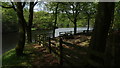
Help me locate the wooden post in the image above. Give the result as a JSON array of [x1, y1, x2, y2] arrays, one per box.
[[42, 34, 45, 45], [35, 35, 37, 43], [40, 34, 43, 45], [38, 35, 40, 45], [49, 37, 51, 53], [59, 37, 63, 65], [36, 35, 39, 44]]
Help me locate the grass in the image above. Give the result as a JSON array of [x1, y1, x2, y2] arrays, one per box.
[[2, 46, 33, 67], [2, 44, 59, 68]]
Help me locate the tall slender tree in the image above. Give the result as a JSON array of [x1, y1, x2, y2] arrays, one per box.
[[27, 2, 38, 43], [82, 3, 96, 33], [53, 3, 59, 38], [46, 2, 59, 37], [61, 2, 82, 34]]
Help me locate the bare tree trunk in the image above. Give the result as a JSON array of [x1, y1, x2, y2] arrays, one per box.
[[74, 21, 77, 34], [87, 17, 90, 33], [74, 17, 77, 34], [16, 19, 25, 56], [27, 26, 32, 43], [53, 27, 56, 38], [89, 2, 115, 67], [27, 2, 34, 43], [15, 2, 26, 56]]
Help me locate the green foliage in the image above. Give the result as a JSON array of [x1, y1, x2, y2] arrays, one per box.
[[33, 12, 95, 28], [2, 3, 18, 33], [2, 2, 119, 32], [57, 13, 72, 27], [2, 2, 97, 32], [23, 8, 29, 23], [46, 2, 97, 28], [33, 11, 54, 29], [113, 2, 120, 29]]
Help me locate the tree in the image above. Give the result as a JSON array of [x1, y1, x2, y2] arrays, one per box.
[[1, 1, 38, 55], [1, 2, 26, 55], [15, 2, 27, 56], [53, 3, 59, 38], [26, 2, 38, 43], [82, 3, 96, 33], [89, 2, 115, 67], [112, 2, 120, 29], [46, 2, 59, 37], [112, 2, 120, 68], [33, 11, 53, 29], [61, 2, 82, 34]]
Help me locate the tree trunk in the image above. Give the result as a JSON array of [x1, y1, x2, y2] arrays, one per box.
[[26, 26, 32, 43], [27, 2, 34, 43], [114, 32, 120, 68], [15, 2, 26, 56], [87, 17, 90, 33], [16, 19, 25, 56], [53, 26, 56, 38], [89, 2, 115, 67], [53, 3, 59, 38], [74, 18, 77, 34]]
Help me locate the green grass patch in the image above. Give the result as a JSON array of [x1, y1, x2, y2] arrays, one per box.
[[2, 45, 35, 67]]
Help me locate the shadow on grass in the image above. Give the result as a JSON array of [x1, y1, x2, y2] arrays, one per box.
[[2, 45, 35, 68], [2, 44, 60, 68]]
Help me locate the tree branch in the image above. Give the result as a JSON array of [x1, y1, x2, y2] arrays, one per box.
[[0, 5, 13, 8], [65, 10, 74, 23], [11, 2, 16, 11], [0, 4, 16, 11], [22, 2, 26, 8], [33, 1, 38, 7]]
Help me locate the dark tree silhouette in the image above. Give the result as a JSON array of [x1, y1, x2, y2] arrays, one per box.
[[89, 2, 115, 67], [27, 2, 38, 43], [15, 2, 27, 55]]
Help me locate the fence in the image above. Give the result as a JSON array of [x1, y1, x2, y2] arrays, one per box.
[[34, 34, 63, 65], [34, 33, 103, 66], [34, 34, 87, 66], [48, 37, 63, 65], [48, 36, 88, 66], [34, 33, 51, 45], [48, 37, 104, 66]]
